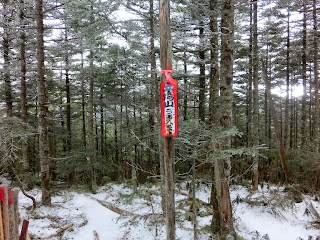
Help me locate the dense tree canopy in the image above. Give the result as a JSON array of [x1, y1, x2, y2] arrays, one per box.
[[0, 0, 319, 238]]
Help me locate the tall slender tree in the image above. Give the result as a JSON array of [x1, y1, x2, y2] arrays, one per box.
[[209, 0, 221, 234], [199, 21, 206, 122], [19, 0, 29, 170], [3, 0, 13, 117], [149, 0, 157, 180], [213, 0, 235, 236], [312, 0, 319, 189], [88, 3, 97, 193], [300, 0, 307, 151], [36, 0, 50, 203], [284, 5, 290, 149], [252, 0, 259, 191], [64, 11, 72, 151]]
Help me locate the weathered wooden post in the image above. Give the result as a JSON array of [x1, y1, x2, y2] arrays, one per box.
[[19, 220, 29, 240], [0, 185, 10, 240], [159, 0, 177, 239], [0, 186, 20, 240], [0, 197, 4, 240], [8, 190, 19, 240]]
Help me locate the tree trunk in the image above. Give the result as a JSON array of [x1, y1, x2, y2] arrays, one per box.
[[192, 153, 198, 240], [312, 0, 319, 190], [64, 19, 72, 151], [309, 69, 313, 142], [262, 62, 289, 183], [81, 41, 87, 148], [301, 0, 307, 151], [19, 0, 29, 170], [220, 0, 234, 180], [149, 0, 157, 180], [199, 22, 206, 122], [209, 0, 219, 126], [3, 0, 13, 117], [215, 0, 235, 236], [95, 107, 99, 152], [114, 104, 119, 169], [159, 0, 175, 238], [183, 41, 188, 121], [252, 0, 259, 191], [284, 9, 290, 149], [247, 2, 253, 150], [36, 0, 50, 204], [60, 93, 66, 152], [125, 84, 137, 193], [290, 85, 294, 149], [120, 83, 124, 180], [133, 89, 138, 180], [88, 4, 96, 193], [100, 95, 104, 156], [209, 0, 221, 235]]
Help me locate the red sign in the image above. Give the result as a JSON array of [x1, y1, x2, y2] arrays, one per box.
[[161, 70, 178, 137]]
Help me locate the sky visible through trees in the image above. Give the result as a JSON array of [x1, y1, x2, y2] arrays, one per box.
[[0, 0, 319, 239]]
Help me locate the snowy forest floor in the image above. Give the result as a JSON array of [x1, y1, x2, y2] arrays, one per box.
[[18, 181, 320, 240]]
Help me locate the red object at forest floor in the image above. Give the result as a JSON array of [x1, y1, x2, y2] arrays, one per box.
[[160, 70, 178, 137], [19, 220, 29, 240], [0, 186, 4, 202]]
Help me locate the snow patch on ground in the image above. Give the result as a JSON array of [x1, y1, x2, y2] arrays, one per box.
[[18, 182, 320, 240]]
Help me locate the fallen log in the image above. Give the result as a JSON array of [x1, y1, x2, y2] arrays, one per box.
[[89, 196, 162, 221], [40, 224, 73, 239]]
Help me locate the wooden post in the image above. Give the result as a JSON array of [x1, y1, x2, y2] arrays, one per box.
[[11, 191, 19, 240], [0, 200, 4, 240], [8, 190, 15, 240], [159, 0, 175, 239], [0, 185, 10, 240], [19, 220, 29, 240]]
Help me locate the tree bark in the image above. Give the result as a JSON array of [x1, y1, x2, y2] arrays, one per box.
[[220, 0, 234, 180], [192, 154, 198, 240], [159, 0, 175, 238], [19, 0, 29, 170], [252, 0, 259, 191], [36, 0, 50, 203], [183, 39, 188, 121], [209, 0, 222, 236], [80, 41, 87, 148], [284, 9, 290, 149], [3, 0, 13, 117], [125, 84, 137, 193], [149, 0, 157, 180], [64, 17, 72, 151], [209, 0, 219, 126], [301, 0, 307, 151], [215, 0, 235, 236], [100, 94, 104, 156], [312, 0, 319, 190], [114, 104, 119, 169], [247, 1, 253, 150], [119, 82, 124, 180], [290, 86, 294, 149], [88, 4, 96, 193], [199, 22, 206, 122]]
